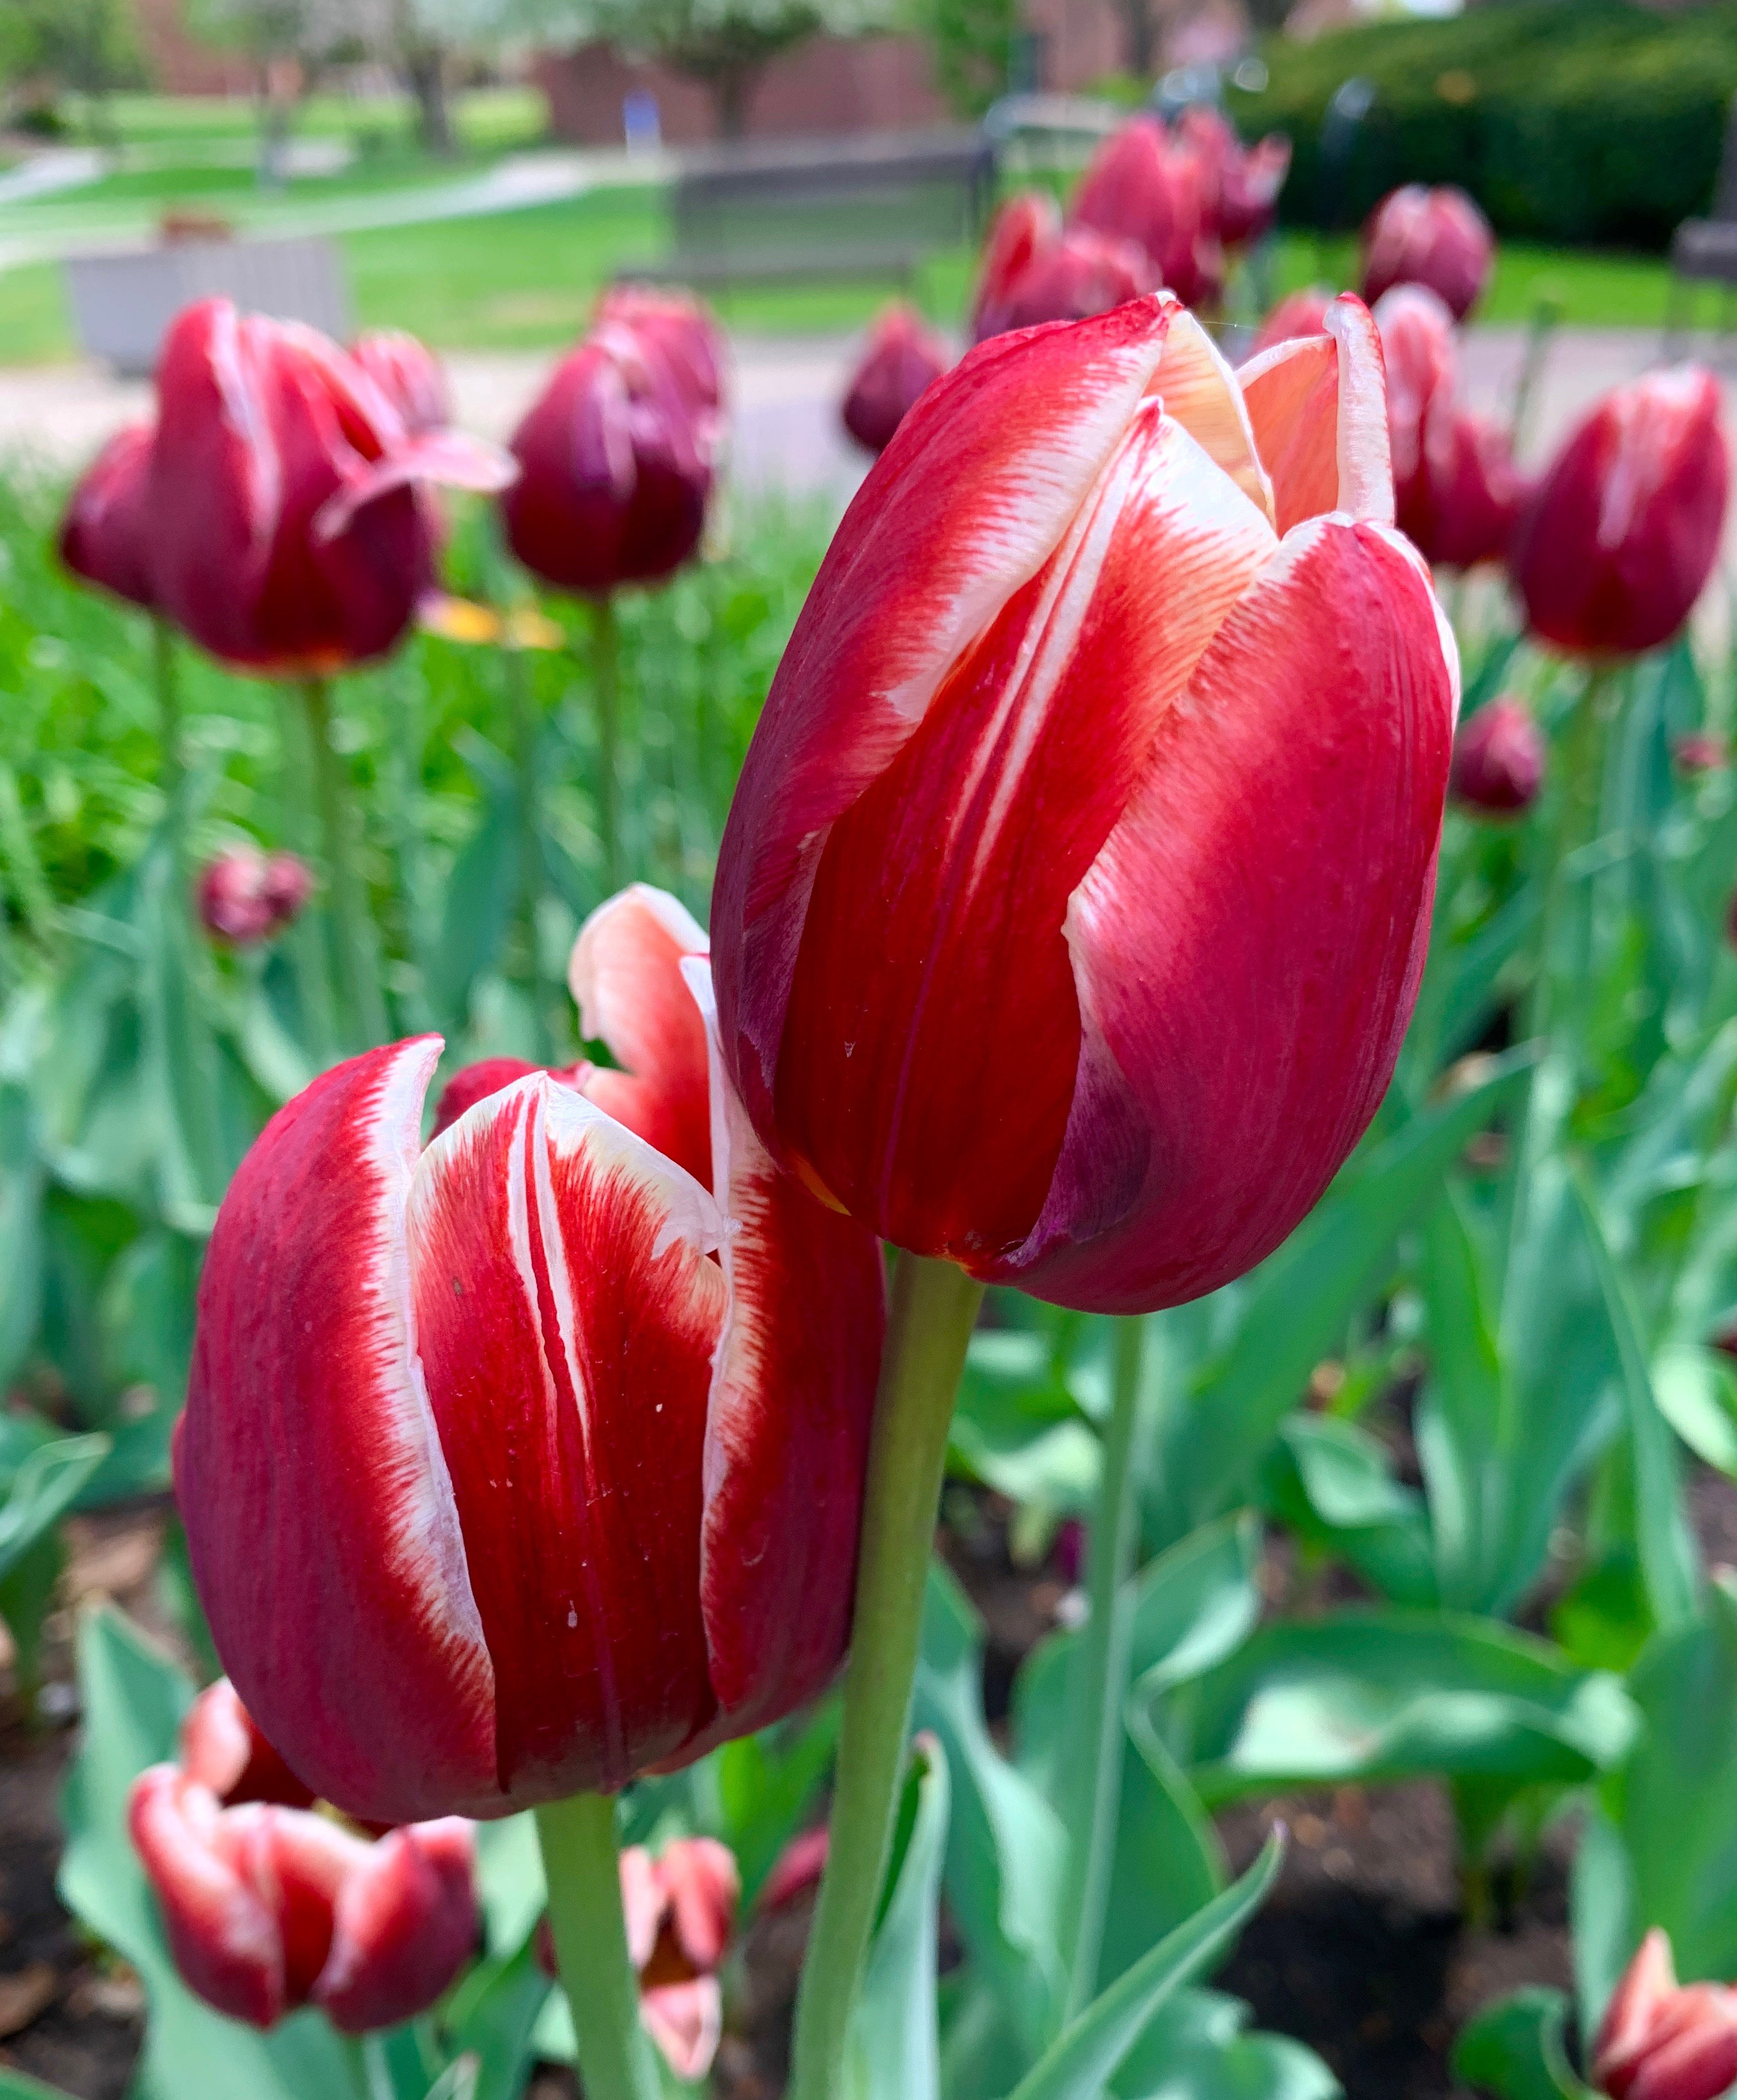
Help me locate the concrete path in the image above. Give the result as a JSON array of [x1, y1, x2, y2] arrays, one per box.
[[0, 324, 1728, 515]]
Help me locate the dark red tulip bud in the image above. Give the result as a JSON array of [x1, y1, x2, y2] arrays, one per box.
[[1450, 698, 1545, 816], [197, 848, 313, 946], [148, 299, 515, 676], [1176, 106, 1290, 250], [1071, 116, 1223, 309], [1361, 185, 1494, 321], [1248, 287, 1333, 357], [759, 1825, 829, 1913], [971, 190, 1155, 344], [595, 284, 726, 434], [59, 422, 157, 612], [351, 329, 450, 437], [503, 314, 716, 596], [1594, 1930, 1737, 2100], [841, 304, 951, 456], [1676, 731, 1728, 774], [1510, 368, 1729, 659]]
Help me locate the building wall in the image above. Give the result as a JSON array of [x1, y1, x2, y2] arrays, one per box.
[[133, 0, 254, 95]]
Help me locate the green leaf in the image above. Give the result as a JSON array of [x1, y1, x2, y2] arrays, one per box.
[[1573, 1173, 1700, 1635], [949, 1329, 1101, 1513], [1111, 1989, 1340, 2100], [1266, 1418, 1436, 1607], [1650, 1343, 1737, 1476], [0, 2067, 79, 2098], [704, 1700, 839, 1910], [1159, 1055, 1532, 1536], [0, 1433, 107, 1582], [428, 745, 519, 1031], [844, 1736, 951, 2100], [441, 1939, 549, 2100], [1452, 1987, 1591, 2100], [1005, 1831, 1285, 2100], [1182, 1611, 1637, 1803], [472, 1814, 546, 1963], [0, 1081, 45, 1394]]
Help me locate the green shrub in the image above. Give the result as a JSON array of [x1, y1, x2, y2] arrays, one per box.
[[1220, 0, 1737, 250]]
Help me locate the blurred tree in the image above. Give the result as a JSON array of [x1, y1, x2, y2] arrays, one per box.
[[0, 0, 143, 138], [925, 0, 1016, 116]]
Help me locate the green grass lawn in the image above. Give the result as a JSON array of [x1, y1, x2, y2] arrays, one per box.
[[64, 87, 547, 154]]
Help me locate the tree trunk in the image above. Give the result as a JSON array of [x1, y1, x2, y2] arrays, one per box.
[[405, 40, 455, 158], [1120, 0, 1154, 79], [713, 63, 760, 138]]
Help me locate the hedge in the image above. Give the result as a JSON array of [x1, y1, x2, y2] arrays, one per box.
[[1220, 0, 1737, 251]]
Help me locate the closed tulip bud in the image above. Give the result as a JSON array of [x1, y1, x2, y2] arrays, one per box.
[[1249, 286, 1333, 357], [351, 328, 450, 437], [1450, 697, 1544, 815], [595, 284, 726, 434], [1072, 114, 1225, 309], [177, 885, 883, 1824], [503, 317, 716, 596], [196, 848, 312, 946], [971, 191, 1154, 344], [713, 293, 1457, 1313], [1594, 1930, 1737, 2100], [59, 422, 156, 612], [1510, 368, 1729, 658], [1176, 106, 1290, 249], [841, 304, 951, 456], [1361, 185, 1495, 322], [129, 1683, 477, 2035], [148, 300, 515, 676]]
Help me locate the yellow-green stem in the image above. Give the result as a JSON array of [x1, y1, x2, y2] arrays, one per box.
[[591, 593, 621, 890], [788, 1253, 985, 2100], [504, 642, 553, 1059], [535, 1793, 660, 2100]]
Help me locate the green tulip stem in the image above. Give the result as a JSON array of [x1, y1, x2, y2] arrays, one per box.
[[788, 1252, 986, 2100], [535, 1791, 661, 2100], [298, 677, 388, 1052], [155, 618, 183, 819], [504, 640, 553, 1061], [1058, 1313, 1148, 2024], [591, 593, 622, 892]]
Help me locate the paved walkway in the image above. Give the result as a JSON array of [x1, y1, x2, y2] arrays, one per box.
[[0, 324, 1729, 516]]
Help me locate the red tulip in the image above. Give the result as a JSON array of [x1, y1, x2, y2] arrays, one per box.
[[147, 300, 515, 676], [1510, 368, 1729, 658], [129, 1682, 476, 2034], [351, 329, 450, 437], [59, 422, 156, 612], [196, 847, 313, 946], [1361, 185, 1495, 322], [970, 190, 1154, 344], [759, 1825, 829, 1913], [1249, 287, 1332, 358], [841, 304, 951, 456], [1071, 116, 1224, 309], [1449, 697, 1544, 815], [712, 293, 1457, 1314], [1376, 285, 1524, 570], [1176, 106, 1291, 249], [177, 884, 884, 1824], [1594, 1930, 1737, 2100], [503, 315, 717, 596], [595, 284, 726, 435]]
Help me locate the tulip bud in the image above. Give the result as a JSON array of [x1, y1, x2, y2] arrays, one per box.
[[1593, 1929, 1737, 2100], [147, 300, 516, 676], [595, 284, 726, 434], [1176, 106, 1291, 251], [1361, 185, 1495, 321], [129, 1688, 477, 2035], [759, 1825, 829, 1913], [351, 329, 450, 437], [196, 848, 312, 946], [1676, 731, 1727, 775], [1510, 368, 1729, 659], [971, 190, 1154, 344], [841, 305, 951, 456], [713, 293, 1456, 1313], [178, 885, 884, 1824], [1449, 698, 1544, 816], [503, 314, 716, 596], [1071, 114, 1225, 310], [1249, 287, 1332, 358], [59, 423, 156, 612]]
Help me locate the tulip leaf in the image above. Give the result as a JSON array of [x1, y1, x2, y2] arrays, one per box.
[[1177, 1610, 1637, 1803], [471, 1814, 547, 1962], [440, 1940, 549, 2100], [844, 1735, 950, 2100], [0, 1083, 44, 1399], [700, 1697, 839, 1910], [1265, 1416, 1437, 1609], [1108, 1989, 1339, 2100], [0, 2069, 77, 2098], [428, 739, 520, 1032], [0, 1432, 107, 1583], [1003, 1830, 1284, 2100], [59, 1606, 366, 2100], [1451, 1988, 1591, 2100]]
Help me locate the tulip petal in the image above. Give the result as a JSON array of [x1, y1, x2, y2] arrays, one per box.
[[314, 430, 519, 542], [1002, 516, 1454, 1311], [656, 1837, 739, 1972], [620, 1846, 665, 1971], [315, 1819, 477, 2034], [1155, 309, 1275, 523], [570, 885, 714, 1187], [678, 962, 885, 1743], [1238, 294, 1393, 534], [714, 294, 1179, 1139], [130, 1769, 285, 2029], [1596, 1929, 1680, 2091], [641, 1976, 724, 2082], [408, 1075, 727, 1801], [178, 1038, 497, 1827], [767, 402, 1278, 1265]]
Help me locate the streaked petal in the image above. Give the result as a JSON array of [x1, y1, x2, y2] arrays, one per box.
[[1155, 309, 1273, 522], [315, 430, 518, 542], [641, 1976, 723, 2082], [130, 1769, 284, 2028], [315, 1819, 477, 2034], [178, 1038, 496, 1827], [407, 1075, 727, 1803], [1002, 517, 1454, 1310], [1238, 293, 1393, 533]]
